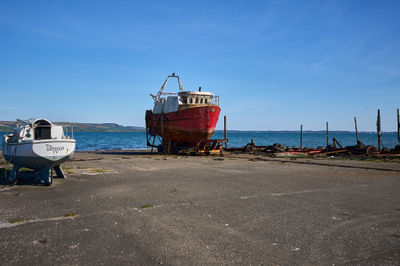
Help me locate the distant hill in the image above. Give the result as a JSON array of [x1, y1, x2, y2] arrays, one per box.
[[0, 121, 145, 132]]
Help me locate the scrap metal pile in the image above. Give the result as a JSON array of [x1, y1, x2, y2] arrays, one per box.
[[236, 139, 400, 158], [231, 109, 400, 158]]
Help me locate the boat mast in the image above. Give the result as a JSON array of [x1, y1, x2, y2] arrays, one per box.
[[151, 73, 183, 101]]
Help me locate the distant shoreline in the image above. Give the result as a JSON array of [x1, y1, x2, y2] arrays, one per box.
[[214, 130, 398, 133], [0, 121, 145, 133], [0, 121, 397, 133], [0, 129, 397, 134]]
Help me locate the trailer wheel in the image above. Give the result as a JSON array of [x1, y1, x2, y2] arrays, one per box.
[[245, 144, 254, 153], [273, 143, 281, 148], [365, 145, 377, 157]]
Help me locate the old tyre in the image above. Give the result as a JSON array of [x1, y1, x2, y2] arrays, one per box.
[[245, 144, 254, 153], [272, 146, 285, 152], [365, 145, 377, 157]]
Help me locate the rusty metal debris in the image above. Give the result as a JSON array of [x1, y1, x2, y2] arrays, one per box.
[[236, 138, 398, 158], [233, 109, 400, 158]]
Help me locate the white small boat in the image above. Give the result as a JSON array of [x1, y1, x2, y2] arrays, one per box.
[[2, 118, 76, 185]]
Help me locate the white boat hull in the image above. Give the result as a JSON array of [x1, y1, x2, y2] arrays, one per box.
[[2, 139, 76, 169]]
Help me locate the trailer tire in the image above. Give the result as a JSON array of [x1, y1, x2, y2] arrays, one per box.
[[365, 145, 377, 157], [245, 144, 254, 153]]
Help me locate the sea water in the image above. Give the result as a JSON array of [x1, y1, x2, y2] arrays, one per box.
[[72, 131, 399, 151]]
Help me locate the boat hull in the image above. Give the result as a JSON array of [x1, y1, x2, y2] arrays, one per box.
[[146, 105, 221, 145], [2, 139, 76, 169]]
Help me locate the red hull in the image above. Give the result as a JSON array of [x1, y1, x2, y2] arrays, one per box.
[[146, 105, 221, 145]]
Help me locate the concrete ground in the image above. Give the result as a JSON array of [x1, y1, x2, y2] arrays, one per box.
[[0, 151, 399, 265]]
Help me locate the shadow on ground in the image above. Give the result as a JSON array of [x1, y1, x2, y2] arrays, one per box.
[[0, 169, 54, 186]]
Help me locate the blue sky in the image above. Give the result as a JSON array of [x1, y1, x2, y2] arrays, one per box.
[[0, 0, 399, 131]]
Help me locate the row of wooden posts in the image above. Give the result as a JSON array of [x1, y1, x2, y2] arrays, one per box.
[[299, 109, 400, 151]]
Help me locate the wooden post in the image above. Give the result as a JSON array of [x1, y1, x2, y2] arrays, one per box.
[[354, 117, 359, 144], [161, 114, 164, 136], [300, 124, 303, 150], [224, 115, 227, 149], [167, 141, 172, 154], [397, 108, 400, 142], [326, 122, 329, 147], [377, 109, 382, 152]]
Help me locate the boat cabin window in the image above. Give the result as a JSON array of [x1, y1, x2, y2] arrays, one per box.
[[34, 120, 51, 140], [180, 96, 187, 104], [179, 94, 214, 105], [35, 126, 51, 140]]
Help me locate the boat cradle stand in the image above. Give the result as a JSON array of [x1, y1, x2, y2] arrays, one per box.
[[7, 164, 66, 186], [157, 139, 228, 155]]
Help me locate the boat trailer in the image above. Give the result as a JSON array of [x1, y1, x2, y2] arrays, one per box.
[[146, 132, 227, 156]]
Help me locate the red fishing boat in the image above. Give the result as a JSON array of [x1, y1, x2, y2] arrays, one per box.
[[145, 73, 222, 152]]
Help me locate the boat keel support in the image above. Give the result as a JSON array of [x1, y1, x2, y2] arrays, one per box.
[[53, 165, 66, 178]]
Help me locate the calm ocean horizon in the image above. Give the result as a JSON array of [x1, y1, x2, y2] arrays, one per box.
[[71, 131, 400, 151]]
